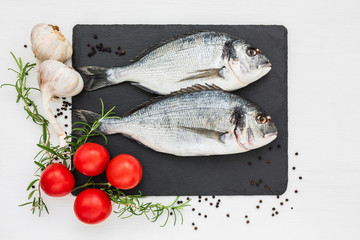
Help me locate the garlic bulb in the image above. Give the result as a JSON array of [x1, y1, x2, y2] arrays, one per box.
[[31, 23, 72, 63], [38, 60, 84, 147]]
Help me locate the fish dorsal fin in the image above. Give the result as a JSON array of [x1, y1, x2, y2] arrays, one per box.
[[170, 84, 224, 96], [130, 30, 210, 63], [123, 84, 223, 117]]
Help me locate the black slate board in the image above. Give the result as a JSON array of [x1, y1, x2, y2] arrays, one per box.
[[72, 24, 288, 196]]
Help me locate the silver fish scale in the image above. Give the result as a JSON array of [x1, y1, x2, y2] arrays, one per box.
[[117, 32, 235, 94], [102, 91, 247, 156]]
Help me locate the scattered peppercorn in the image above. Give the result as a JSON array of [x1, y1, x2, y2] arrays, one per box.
[[186, 197, 190, 200], [210, 203, 213, 206], [295, 190, 298, 193], [277, 144, 281, 148], [272, 208, 275, 211], [245, 215, 248, 218], [285, 198, 289, 202], [204, 215, 207, 218], [277, 195, 280, 199], [198, 200, 201, 203], [205, 198, 208, 201], [250, 181, 254, 185], [275, 211, 279, 215], [266, 160, 270, 164], [246, 220, 250, 224], [24, 44, 27, 48], [295, 152, 299, 156], [280, 202, 283, 206], [248, 161, 252, 166], [259, 200, 262, 203], [65, 124, 68, 127], [292, 167, 296, 170], [194, 227, 198, 230], [268, 146, 272, 151], [192, 223, 195, 226], [192, 208, 195, 211], [170, 212, 173, 216], [226, 214, 230, 217], [198, 213, 201, 216], [258, 156, 262, 160], [64, 116, 68, 119], [272, 213, 275, 217], [212, 195, 215, 198], [93, 34, 98, 39], [299, 176, 302, 180], [256, 205, 260, 209]]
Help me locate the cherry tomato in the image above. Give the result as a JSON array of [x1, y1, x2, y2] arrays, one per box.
[[40, 163, 75, 197], [106, 154, 143, 190], [73, 142, 110, 176], [73, 188, 112, 224]]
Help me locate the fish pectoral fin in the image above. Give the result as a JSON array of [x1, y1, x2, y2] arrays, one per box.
[[180, 126, 227, 143], [179, 68, 225, 82]]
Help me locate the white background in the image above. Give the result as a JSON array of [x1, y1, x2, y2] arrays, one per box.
[[1, 0, 359, 239]]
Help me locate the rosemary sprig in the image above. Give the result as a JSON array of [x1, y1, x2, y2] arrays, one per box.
[[108, 188, 191, 227], [2, 52, 53, 216]]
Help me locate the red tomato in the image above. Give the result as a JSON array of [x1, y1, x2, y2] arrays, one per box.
[[73, 142, 110, 176], [106, 154, 143, 190], [40, 163, 75, 197], [73, 188, 112, 224]]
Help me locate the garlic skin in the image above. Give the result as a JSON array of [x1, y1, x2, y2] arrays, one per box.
[[31, 23, 72, 63], [38, 60, 84, 147]]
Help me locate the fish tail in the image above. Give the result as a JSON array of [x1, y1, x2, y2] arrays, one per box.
[[73, 109, 100, 126], [76, 66, 128, 91], [73, 109, 122, 135]]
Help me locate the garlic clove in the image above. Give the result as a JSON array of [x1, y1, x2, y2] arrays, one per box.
[[38, 60, 84, 147], [31, 23, 72, 63]]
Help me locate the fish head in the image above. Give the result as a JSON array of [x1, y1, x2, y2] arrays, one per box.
[[232, 104, 277, 150], [228, 40, 272, 86]]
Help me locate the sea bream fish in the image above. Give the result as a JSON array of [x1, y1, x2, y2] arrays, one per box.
[[77, 31, 272, 95], [74, 85, 277, 156]]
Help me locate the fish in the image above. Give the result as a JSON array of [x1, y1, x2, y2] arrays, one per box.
[[74, 85, 277, 156], [77, 31, 272, 95]]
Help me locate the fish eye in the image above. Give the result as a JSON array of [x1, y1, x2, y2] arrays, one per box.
[[256, 115, 268, 124], [247, 48, 259, 57]]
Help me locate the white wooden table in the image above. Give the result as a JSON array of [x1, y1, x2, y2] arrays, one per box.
[[0, 0, 359, 239]]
